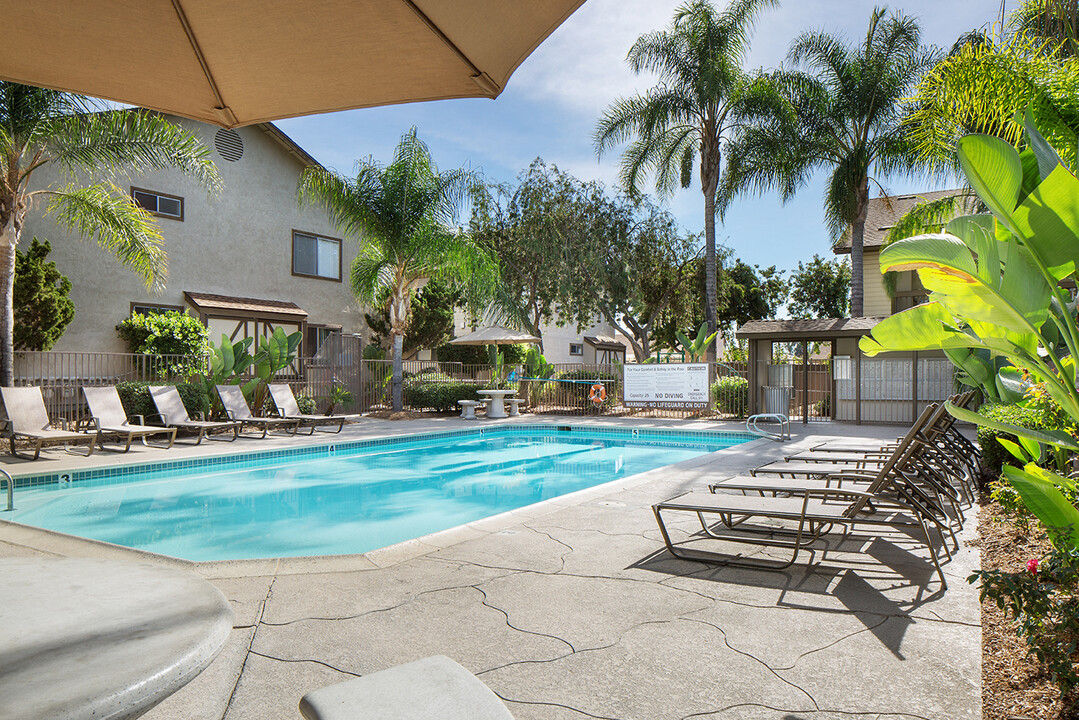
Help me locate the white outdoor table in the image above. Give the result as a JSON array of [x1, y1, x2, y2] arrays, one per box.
[[0, 557, 233, 720], [476, 389, 514, 419]]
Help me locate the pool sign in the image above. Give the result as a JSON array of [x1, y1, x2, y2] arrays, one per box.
[[623, 363, 710, 409]]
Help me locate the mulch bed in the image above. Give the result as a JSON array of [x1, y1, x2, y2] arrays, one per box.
[[978, 501, 1072, 719]]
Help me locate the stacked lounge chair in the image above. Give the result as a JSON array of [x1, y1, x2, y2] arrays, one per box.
[[652, 398, 978, 588], [82, 386, 177, 452], [216, 385, 300, 438], [148, 385, 241, 444], [268, 384, 346, 434], [0, 386, 96, 459]]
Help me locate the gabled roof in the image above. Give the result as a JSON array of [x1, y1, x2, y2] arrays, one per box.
[[584, 335, 626, 351], [184, 291, 307, 319], [258, 123, 321, 169], [737, 317, 884, 341], [833, 189, 968, 254]]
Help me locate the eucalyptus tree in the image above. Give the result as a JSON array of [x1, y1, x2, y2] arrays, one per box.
[[0, 82, 220, 386], [594, 0, 779, 363], [299, 128, 495, 411], [719, 7, 938, 316]]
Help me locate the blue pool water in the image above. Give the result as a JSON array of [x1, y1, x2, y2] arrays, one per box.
[[8, 427, 749, 561]]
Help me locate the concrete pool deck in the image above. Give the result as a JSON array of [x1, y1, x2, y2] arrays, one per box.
[[0, 416, 980, 720]]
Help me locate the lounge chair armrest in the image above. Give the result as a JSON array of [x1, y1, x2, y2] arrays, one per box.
[[77, 416, 102, 433], [129, 414, 145, 426], [143, 411, 167, 425]]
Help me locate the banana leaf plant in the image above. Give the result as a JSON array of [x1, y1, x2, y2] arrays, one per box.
[[676, 323, 719, 363], [193, 328, 302, 418], [522, 347, 555, 406], [191, 334, 259, 417], [247, 328, 304, 415], [858, 110, 1079, 547]]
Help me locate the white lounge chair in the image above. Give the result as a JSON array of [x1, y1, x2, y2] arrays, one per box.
[[216, 385, 300, 438], [148, 385, 241, 444], [82, 386, 177, 452], [0, 386, 95, 459], [268, 384, 346, 434]]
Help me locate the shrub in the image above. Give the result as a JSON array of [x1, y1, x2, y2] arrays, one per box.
[[295, 394, 317, 415], [712, 375, 748, 417], [403, 372, 483, 412], [977, 402, 1070, 477], [14, 237, 75, 351], [116, 310, 208, 377], [115, 381, 209, 420], [971, 541, 1079, 702]]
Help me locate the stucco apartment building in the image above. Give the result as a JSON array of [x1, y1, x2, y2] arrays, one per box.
[[24, 116, 362, 358], [831, 188, 965, 316]]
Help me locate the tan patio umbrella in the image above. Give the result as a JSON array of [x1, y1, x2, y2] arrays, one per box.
[[0, 0, 585, 128], [450, 326, 541, 346]]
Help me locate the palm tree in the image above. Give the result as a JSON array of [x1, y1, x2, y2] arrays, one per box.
[[594, 0, 779, 363], [0, 83, 220, 386], [299, 128, 495, 411], [719, 7, 937, 316]]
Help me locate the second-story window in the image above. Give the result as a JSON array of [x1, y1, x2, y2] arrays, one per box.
[[569, 343, 583, 356], [132, 188, 183, 220], [292, 230, 341, 281]]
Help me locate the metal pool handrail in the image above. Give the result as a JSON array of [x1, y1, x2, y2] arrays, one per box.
[[0, 469, 12, 511], [746, 413, 791, 442]]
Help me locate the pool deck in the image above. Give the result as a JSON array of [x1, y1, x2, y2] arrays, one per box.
[[0, 415, 980, 720]]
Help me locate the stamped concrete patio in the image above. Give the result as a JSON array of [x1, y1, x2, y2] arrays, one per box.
[[0, 416, 979, 720]]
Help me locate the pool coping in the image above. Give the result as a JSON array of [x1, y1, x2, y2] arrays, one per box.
[[0, 424, 773, 578]]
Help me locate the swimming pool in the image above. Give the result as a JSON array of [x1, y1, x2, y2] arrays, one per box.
[[6, 425, 752, 561]]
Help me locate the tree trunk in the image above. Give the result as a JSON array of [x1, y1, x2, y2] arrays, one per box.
[[850, 180, 870, 317], [391, 332, 403, 412], [0, 211, 16, 387], [704, 188, 718, 364]]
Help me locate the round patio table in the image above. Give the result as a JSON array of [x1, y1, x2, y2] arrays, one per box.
[[0, 557, 233, 720], [476, 389, 515, 419]]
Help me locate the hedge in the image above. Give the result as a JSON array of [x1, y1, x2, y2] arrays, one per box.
[[712, 376, 748, 417], [977, 402, 1069, 476], [402, 373, 484, 412], [115, 381, 209, 420]]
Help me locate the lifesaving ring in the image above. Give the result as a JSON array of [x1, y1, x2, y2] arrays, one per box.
[[588, 383, 607, 406]]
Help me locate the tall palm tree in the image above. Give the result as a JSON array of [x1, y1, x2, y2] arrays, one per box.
[[299, 128, 495, 411], [719, 7, 937, 316], [0, 83, 220, 386], [594, 0, 779, 363]]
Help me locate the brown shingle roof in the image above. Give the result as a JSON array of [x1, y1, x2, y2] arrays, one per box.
[[736, 317, 884, 340], [834, 189, 968, 254], [184, 292, 307, 318]]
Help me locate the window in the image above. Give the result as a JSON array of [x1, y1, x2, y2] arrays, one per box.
[[292, 231, 341, 281], [132, 188, 183, 220], [131, 302, 184, 316], [569, 343, 583, 356]]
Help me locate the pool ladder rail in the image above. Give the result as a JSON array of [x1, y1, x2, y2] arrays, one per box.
[[746, 414, 791, 442], [1, 468, 12, 511]]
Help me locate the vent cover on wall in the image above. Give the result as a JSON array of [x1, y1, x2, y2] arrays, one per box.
[[214, 128, 244, 162]]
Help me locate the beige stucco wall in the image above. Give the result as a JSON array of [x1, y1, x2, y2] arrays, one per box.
[[21, 116, 364, 353], [861, 249, 892, 317]]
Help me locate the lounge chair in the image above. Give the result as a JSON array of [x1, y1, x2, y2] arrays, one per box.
[[268, 383, 346, 434], [299, 655, 515, 720], [216, 385, 300, 438], [653, 476, 951, 588], [81, 386, 177, 452], [0, 386, 95, 459], [148, 385, 241, 444]]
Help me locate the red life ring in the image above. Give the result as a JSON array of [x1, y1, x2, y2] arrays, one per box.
[[588, 383, 607, 406]]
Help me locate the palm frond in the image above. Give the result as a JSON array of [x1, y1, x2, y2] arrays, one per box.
[[40, 183, 167, 291], [49, 110, 221, 192]]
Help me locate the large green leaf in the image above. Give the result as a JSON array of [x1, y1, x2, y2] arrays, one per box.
[[1010, 163, 1079, 280], [994, 366, 1031, 405], [946, 400, 1079, 451], [956, 134, 1023, 234], [1020, 107, 1065, 181], [860, 303, 981, 356], [1002, 464, 1079, 547]]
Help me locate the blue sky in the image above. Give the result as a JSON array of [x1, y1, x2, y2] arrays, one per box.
[[276, 0, 992, 276]]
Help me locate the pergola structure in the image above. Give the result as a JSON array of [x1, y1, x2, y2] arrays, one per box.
[[736, 317, 884, 423]]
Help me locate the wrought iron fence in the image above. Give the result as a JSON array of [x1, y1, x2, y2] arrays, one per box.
[[12, 339, 364, 422], [359, 359, 753, 419]]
